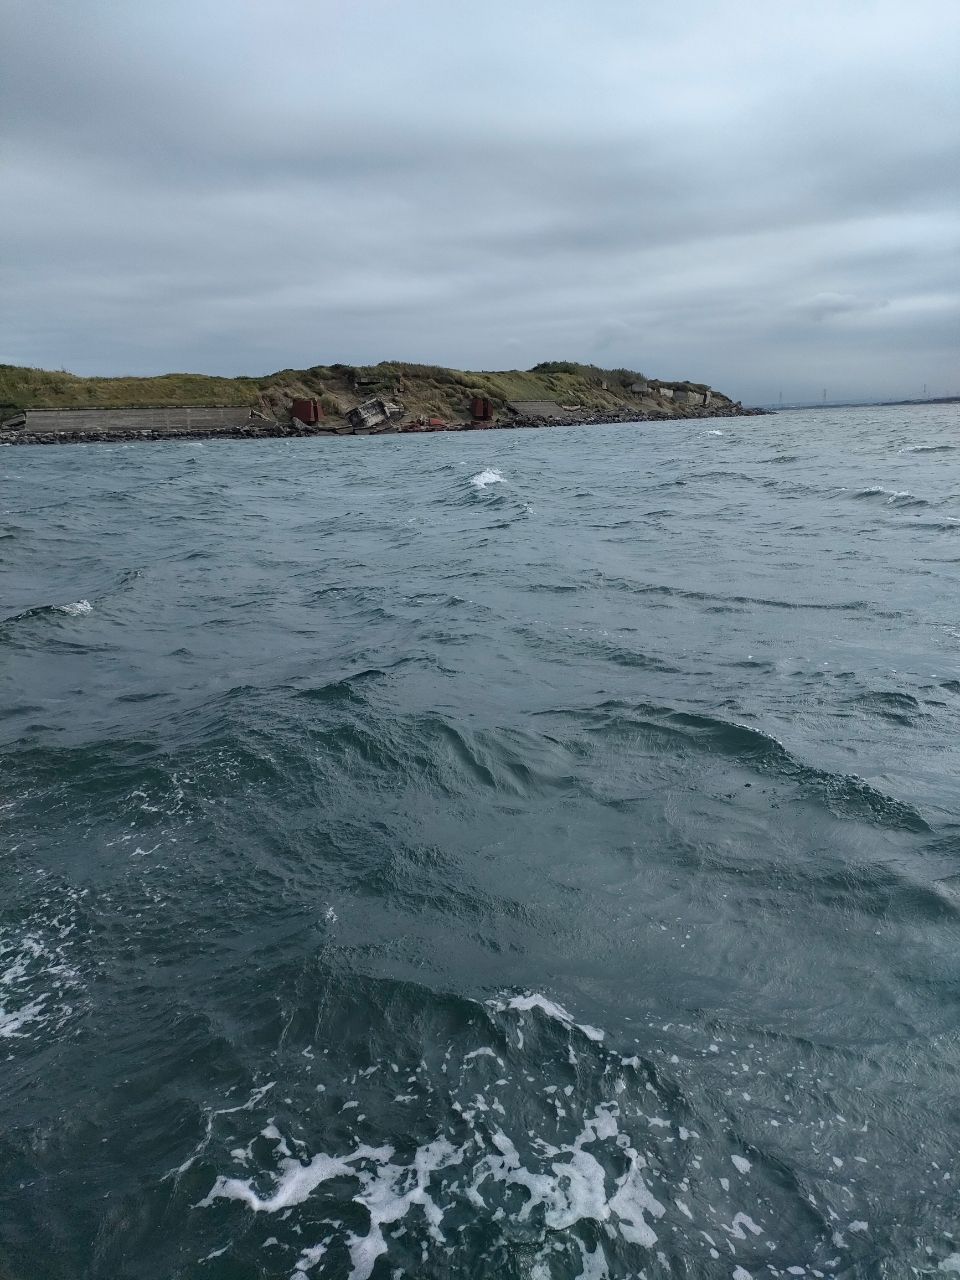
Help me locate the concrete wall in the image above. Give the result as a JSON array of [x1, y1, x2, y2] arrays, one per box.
[[675, 390, 711, 407], [9, 407, 258, 433], [508, 400, 565, 417]]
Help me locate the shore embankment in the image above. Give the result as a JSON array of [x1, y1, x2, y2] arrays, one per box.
[[0, 409, 768, 450], [1, 402, 765, 447], [0, 359, 767, 445]]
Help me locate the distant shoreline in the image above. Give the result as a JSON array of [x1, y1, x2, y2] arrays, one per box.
[[770, 396, 960, 411], [0, 359, 763, 446], [0, 401, 767, 447]]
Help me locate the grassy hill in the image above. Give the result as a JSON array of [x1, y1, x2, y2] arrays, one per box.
[[0, 365, 259, 412], [0, 360, 730, 424]]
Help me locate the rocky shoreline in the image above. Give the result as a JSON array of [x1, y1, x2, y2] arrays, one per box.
[[1, 402, 766, 447]]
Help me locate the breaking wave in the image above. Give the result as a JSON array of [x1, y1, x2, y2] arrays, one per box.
[[183, 988, 890, 1278], [470, 468, 505, 489]]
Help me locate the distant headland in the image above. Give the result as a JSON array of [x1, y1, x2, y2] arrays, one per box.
[[0, 361, 764, 446]]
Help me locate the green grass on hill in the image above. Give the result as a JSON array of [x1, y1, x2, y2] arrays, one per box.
[[0, 360, 726, 422], [0, 366, 260, 411]]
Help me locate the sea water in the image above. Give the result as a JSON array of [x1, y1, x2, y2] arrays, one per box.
[[2, 403, 960, 1278]]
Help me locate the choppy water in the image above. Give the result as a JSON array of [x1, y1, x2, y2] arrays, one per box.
[[2, 404, 960, 1280]]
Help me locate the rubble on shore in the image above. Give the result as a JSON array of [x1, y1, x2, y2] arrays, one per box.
[[1, 401, 765, 447]]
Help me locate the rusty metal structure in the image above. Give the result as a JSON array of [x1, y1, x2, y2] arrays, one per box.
[[290, 398, 324, 425]]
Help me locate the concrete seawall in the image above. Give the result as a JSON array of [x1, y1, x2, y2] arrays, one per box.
[[1, 403, 765, 447]]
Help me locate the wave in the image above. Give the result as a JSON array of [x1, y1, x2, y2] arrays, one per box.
[[598, 579, 897, 616], [183, 984, 878, 1279], [551, 700, 930, 833], [686, 469, 756, 483], [912, 518, 960, 531], [0, 598, 93, 628], [0, 884, 86, 1045], [470, 469, 505, 490], [855, 481, 936, 506], [851, 486, 928, 507], [847, 690, 925, 725]]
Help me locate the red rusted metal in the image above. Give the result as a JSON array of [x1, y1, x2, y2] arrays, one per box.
[[470, 397, 493, 421], [291, 398, 324, 424]]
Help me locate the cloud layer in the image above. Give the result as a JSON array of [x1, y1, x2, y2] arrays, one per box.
[[2, 0, 958, 402]]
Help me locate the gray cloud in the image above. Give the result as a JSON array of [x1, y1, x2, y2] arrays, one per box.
[[2, 0, 958, 402]]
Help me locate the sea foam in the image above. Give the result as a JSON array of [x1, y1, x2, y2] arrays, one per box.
[[470, 468, 505, 489], [191, 995, 782, 1279], [0, 892, 84, 1043]]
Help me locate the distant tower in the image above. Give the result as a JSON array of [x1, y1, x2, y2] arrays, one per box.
[[778, 390, 783, 410], [923, 382, 928, 399], [822, 388, 827, 404]]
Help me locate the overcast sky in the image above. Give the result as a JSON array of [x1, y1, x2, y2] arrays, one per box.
[[3, 0, 958, 402]]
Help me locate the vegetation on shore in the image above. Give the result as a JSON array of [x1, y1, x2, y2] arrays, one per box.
[[0, 360, 729, 425]]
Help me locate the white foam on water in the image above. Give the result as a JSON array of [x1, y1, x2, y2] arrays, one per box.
[[0, 995, 47, 1038], [940, 1255, 960, 1274], [0, 893, 84, 1044], [573, 1239, 610, 1279], [706, 429, 724, 436], [727, 1211, 762, 1239], [463, 1047, 502, 1064], [470, 468, 505, 489], [199, 1092, 670, 1279], [292, 1240, 327, 1276], [204, 1137, 462, 1280], [488, 991, 605, 1043], [199, 1143, 394, 1214], [189, 994, 888, 1276], [853, 486, 915, 503], [55, 599, 92, 615], [168, 1081, 277, 1178]]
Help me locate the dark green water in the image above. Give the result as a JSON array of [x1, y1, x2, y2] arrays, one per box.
[[3, 404, 960, 1279]]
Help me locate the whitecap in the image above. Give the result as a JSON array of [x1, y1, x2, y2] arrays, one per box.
[[487, 991, 605, 1041], [0, 904, 84, 1043], [188, 993, 882, 1277], [0, 995, 48, 1038], [470, 468, 505, 489], [852, 486, 916, 503], [199, 1102, 668, 1279], [56, 599, 92, 615]]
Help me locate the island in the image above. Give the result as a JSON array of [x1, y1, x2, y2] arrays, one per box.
[[0, 360, 764, 445]]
